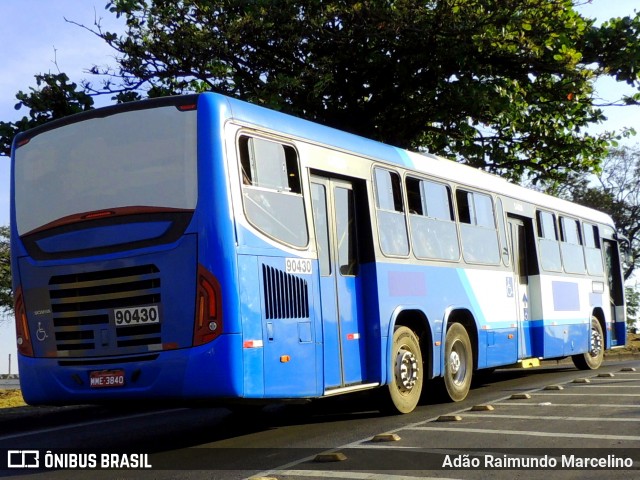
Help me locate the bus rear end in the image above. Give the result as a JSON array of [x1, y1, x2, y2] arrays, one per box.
[[10, 95, 240, 405]]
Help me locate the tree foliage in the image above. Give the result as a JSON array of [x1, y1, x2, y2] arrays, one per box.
[[555, 145, 640, 281], [89, 0, 640, 182], [1, 1, 640, 184], [626, 285, 640, 328], [0, 226, 12, 314], [0, 73, 94, 157]]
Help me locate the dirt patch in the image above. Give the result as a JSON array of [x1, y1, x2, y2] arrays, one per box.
[[0, 390, 26, 408], [614, 333, 640, 355]]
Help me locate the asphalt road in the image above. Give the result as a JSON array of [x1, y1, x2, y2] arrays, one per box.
[[1, 357, 640, 480]]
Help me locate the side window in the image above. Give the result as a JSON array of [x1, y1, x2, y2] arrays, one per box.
[[406, 177, 459, 261], [455, 190, 500, 264], [239, 136, 308, 247], [559, 216, 586, 274], [374, 168, 409, 256], [583, 223, 604, 276], [536, 210, 562, 272]]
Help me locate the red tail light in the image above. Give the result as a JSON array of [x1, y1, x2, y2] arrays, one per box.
[[193, 265, 223, 346], [14, 288, 34, 357]]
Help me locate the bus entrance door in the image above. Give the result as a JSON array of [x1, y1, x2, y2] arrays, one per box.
[[603, 239, 625, 346], [508, 217, 531, 359], [311, 176, 366, 391]]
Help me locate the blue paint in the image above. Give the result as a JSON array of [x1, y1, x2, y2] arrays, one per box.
[[259, 255, 318, 397]]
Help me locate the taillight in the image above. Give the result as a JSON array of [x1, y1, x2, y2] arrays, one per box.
[[14, 288, 34, 357], [193, 265, 222, 346]]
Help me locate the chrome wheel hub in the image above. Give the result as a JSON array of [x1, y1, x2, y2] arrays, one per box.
[[449, 350, 461, 375], [395, 348, 419, 392], [590, 327, 603, 357], [449, 341, 467, 385]]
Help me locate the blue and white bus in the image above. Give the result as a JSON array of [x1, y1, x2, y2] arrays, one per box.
[[10, 93, 626, 413]]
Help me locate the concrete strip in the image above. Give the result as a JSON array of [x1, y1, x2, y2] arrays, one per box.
[[464, 413, 640, 422], [269, 470, 456, 480], [406, 426, 640, 441]]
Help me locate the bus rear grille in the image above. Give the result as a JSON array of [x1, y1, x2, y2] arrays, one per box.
[[262, 264, 309, 319], [48, 265, 161, 354]]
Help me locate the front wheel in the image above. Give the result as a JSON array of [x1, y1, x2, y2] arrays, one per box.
[[443, 323, 473, 402], [380, 326, 423, 414], [572, 318, 604, 370]]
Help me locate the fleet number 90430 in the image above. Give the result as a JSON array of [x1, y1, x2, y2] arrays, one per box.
[[114, 306, 160, 326], [285, 258, 312, 275]]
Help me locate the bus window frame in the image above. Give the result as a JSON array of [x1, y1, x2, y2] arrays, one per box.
[[373, 166, 410, 258], [454, 187, 501, 265], [404, 173, 461, 263], [237, 133, 310, 250]]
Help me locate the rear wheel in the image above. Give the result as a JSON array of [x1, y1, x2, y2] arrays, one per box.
[[572, 318, 604, 370], [443, 323, 472, 402], [380, 326, 423, 414]]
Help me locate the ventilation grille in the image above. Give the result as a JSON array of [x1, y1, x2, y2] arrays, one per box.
[[262, 264, 309, 319], [48, 265, 161, 355]]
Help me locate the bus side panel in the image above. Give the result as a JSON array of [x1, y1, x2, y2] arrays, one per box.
[[259, 255, 318, 398], [182, 334, 244, 398], [377, 264, 518, 383], [538, 277, 592, 358], [238, 254, 265, 397], [197, 93, 241, 337], [456, 269, 518, 369]]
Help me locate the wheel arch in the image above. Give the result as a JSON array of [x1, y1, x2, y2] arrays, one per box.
[[443, 308, 479, 371], [386, 307, 434, 382]]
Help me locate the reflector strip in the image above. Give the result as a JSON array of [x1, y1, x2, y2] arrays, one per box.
[[243, 340, 264, 349], [346, 333, 360, 340]]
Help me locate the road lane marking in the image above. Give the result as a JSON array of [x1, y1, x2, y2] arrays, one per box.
[[463, 413, 640, 422], [494, 402, 640, 408], [564, 384, 640, 388], [406, 426, 640, 441], [531, 392, 640, 396], [247, 366, 637, 479], [268, 470, 456, 480], [0, 408, 186, 442]]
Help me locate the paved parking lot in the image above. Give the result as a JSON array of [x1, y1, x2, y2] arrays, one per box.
[[250, 360, 640, 480]]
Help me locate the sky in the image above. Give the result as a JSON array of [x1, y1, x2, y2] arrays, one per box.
[[0, 1, 639, 373]]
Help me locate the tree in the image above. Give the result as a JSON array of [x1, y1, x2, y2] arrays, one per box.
[[557, 145, 640, 281], [626, 285, 639, 329], [84, 0, 639, 183], [0, 73, 94, 157], [2, 1, 640, 184], [0, 226, 12, 315]]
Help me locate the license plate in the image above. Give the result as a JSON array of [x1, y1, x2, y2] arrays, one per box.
[[113, 305, 160, 326], [90, 370, 125, 388]]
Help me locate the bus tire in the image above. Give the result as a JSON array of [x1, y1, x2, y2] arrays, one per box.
[[381, 326, 423, 414], [443, 323, 472, 402], [572, 318, 604, 370]]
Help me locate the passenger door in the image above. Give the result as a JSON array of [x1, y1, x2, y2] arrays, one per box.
[[310, 176, 366, 390], [508, 217, 530, 359], [603, 239, 625, 346]]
